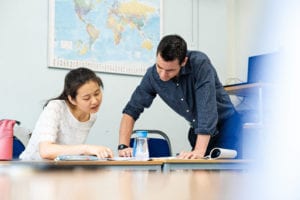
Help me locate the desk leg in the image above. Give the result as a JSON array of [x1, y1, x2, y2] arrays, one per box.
[[163, 164, 170, 173]]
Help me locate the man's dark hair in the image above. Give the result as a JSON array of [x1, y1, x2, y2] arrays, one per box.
[[156, 34, 187, 65]]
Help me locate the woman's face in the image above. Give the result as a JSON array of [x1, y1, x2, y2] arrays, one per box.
[[72, 80, 102, 114]]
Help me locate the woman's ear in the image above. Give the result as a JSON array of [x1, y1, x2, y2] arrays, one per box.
[[68, 95, 77, 106]]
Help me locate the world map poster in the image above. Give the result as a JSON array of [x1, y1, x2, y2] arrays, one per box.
[[48, 0, 161, 75]]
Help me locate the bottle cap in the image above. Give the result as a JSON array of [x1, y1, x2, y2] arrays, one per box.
[[136, 130, 148, 138]]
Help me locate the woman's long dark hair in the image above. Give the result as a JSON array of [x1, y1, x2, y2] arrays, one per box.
[[44, 67, 103, 108]]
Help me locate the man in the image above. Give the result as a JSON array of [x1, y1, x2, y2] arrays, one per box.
[[118, 34, 242, 159]]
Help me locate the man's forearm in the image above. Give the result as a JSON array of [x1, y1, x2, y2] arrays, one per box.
[[194, 134, 211, 156], [119, 113, 135, 145]]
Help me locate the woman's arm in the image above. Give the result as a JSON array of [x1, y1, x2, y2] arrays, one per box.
[[39, 141, 113, 160]]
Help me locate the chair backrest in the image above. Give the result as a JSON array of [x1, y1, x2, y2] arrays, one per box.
[[130, 129, 172, 157], [13, 136, 25, 159]]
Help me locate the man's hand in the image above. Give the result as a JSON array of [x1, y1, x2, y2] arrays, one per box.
[[176, 134, 210, 159], [177, 149, 205, 159], [118, 147, 133, 157]]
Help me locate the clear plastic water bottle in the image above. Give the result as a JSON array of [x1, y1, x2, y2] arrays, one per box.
[[133, 130, 149, 161]]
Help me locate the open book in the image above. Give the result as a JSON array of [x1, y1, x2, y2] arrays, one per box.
[[205, 148, 237, 159]]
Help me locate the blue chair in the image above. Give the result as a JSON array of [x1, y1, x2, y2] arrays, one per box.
[[12, 120, 26, 159], [13, 136, 25, 159], [130, 129, 172, 157]]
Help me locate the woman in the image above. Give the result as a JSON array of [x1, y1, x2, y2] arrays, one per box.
[[20, 67, 113, 160]]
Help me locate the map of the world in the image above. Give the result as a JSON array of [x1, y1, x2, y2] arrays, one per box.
[[48, 0, 160, 75]]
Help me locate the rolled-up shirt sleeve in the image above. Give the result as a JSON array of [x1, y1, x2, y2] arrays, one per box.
[[193, 59, 218, 135], [123, 69, 157, 120]]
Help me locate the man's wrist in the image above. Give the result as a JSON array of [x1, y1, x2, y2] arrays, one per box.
[[118, 144, 129, 150], [193, 148, 206, 157]]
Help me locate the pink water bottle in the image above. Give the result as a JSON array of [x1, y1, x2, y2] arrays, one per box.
[[0, 119, 16, 160]]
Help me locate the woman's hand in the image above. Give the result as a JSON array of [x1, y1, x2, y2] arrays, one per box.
[[85, 145, 114, 159], [39, 142, 114, 160]]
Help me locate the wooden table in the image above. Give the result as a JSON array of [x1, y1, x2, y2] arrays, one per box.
[[224, 82, 265, 96], [161, 159, 251, 172], [0, 164, 249, 200], [0, 158, 251, 172], [0, 160, 164, 171], [224, 82, 272, 125]]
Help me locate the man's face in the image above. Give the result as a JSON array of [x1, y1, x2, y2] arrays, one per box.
[[156, 53, 182, 81]]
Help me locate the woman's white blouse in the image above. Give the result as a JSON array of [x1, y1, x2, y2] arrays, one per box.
[[19, 100, 97, 160]]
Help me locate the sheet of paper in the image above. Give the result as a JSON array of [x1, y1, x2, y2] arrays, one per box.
[[150, 156, 177, 160], [108, 157, 135, 161]]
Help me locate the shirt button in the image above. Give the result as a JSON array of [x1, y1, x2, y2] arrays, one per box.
[[186, 109, 189, 113], [176, 83, 179, 86], [181, 98, 184, 101], [192, 119, 195, 122]]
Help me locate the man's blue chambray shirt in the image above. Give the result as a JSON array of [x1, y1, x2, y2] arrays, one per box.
[[123, 51, 235, 136]]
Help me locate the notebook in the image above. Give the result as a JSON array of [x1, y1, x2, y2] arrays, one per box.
[[54, 155, 99, 161], [204, 148, 237, 159], [54, 155, 136, 161]]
